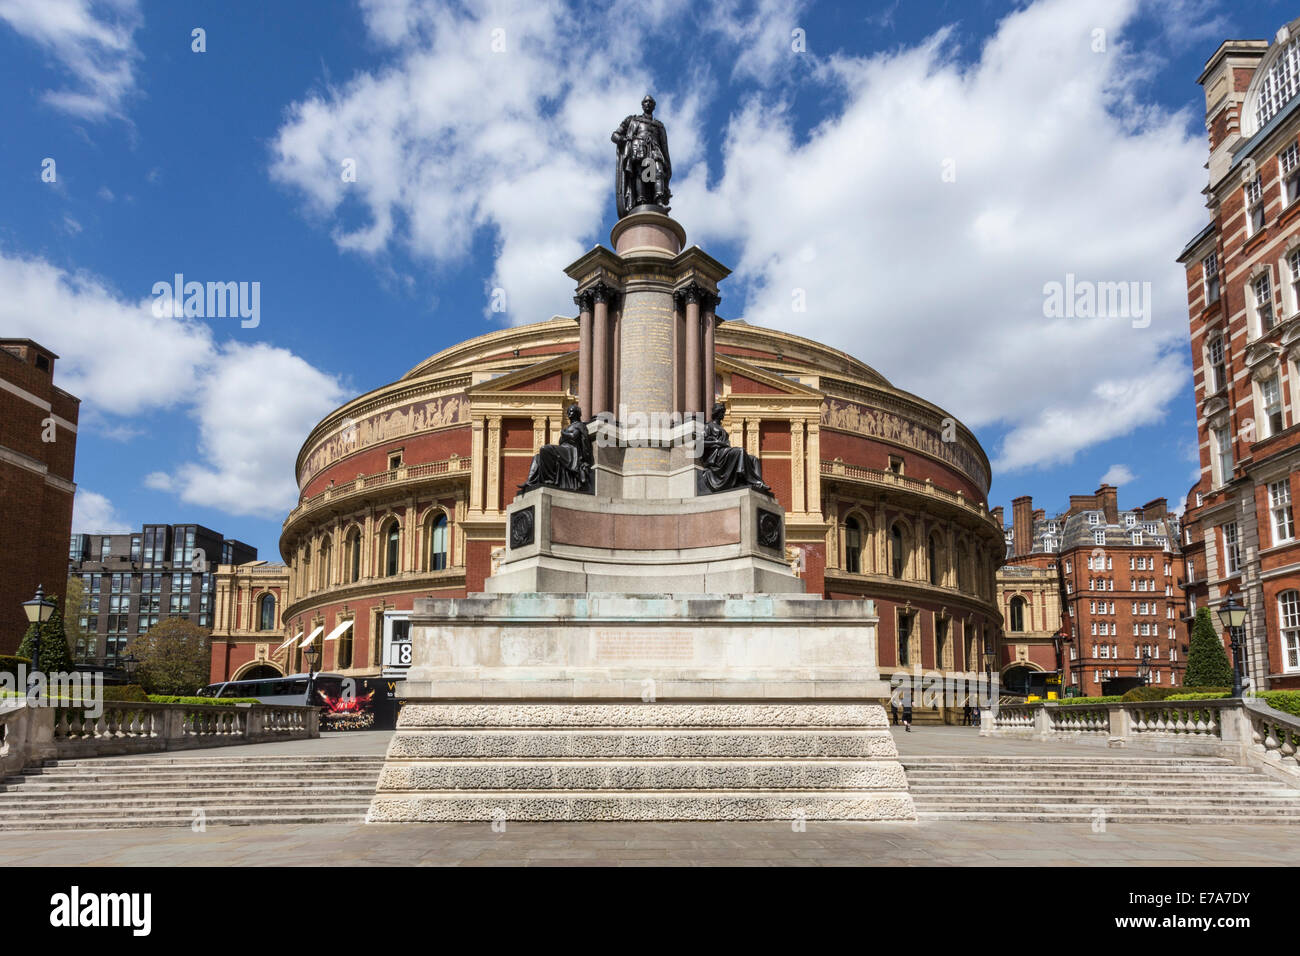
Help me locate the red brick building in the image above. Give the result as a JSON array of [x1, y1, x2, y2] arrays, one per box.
[[0, 339, 79, 655], [1178, 19, 1300, 690], [996, 487, 1187, 696], [210, 318, 1004, 684]]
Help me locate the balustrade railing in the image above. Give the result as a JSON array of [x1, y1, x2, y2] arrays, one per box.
[[0, 699, 318, 775]]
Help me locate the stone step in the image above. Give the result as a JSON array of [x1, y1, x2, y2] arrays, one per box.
[[916, 810, 1300, 824], [910, 794, 1300, 807], [367, 790, 916, 822], [0, 809, 371, 831], [39, 755, 385, 767], [395, 702, 891, 729], [908, 784, 1295, 796], [0, 796, 376, 815], [900, 759, 1240, 768], [6, 777, 379, 793], [901, 769, 1260, 780], [12, 770, 381, 785], [376, 759, 906, 792], [386, 729, 899, 759], [0, 790, 377, 811]]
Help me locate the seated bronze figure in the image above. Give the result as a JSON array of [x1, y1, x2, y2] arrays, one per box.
[[698, 402, 773, 496], [518, 404, 594, 495]]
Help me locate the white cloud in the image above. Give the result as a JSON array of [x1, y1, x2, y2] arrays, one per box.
[[680, 0, 1205, 473], [146, 342, 348, 517], [0, 0, 143, 121], [72, 488, 124, 532], [0, 252, 347, 518], [1100, 464, 1137, 486], [273, 0, 1206, 474]]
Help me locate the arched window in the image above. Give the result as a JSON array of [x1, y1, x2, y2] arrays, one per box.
[[844, 518, 862, 574], [928, 533, 941, 585], [318, 537, 332, 590], [337, 619, 354, 670], [258, 594, 276, 631], [890, 523, 905, 579], [1280, 590, 1300, 672], [384, 522, 401, 577], [301, 547, 311, 592], [345, 527, 361, 582], [956, 545, 969, 592], [427, 513, 448, 571], [1010, 596, 1026, 632]]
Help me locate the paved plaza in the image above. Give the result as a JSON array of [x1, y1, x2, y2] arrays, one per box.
[[3, 727, 1298, 866]]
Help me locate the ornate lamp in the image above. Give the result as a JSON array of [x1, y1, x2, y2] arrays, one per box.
[[21, 584, 55, 675], [1216, 592, 1248, 698]]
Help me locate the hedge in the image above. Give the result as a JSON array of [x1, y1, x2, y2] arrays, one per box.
[[0, 654, 31, 678], [1054, 695, 1125, 706], [146, 695, 259, 706], [1122, 685, 1230, 702], [1164, 692, 1232, 702], [1253, 690, 1300, 718]]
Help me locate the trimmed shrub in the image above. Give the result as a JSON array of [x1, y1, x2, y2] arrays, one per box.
[[1253, 690, 1300, 718], [103, 684, 150, 702], [1121, 685, 1230, 702], [1185, 607, 1234, 688], [1165, 692, 1232, 702], [1054, 695, 1125, 705], [147, 695, 259, 706], [0, 654, 31, 678]]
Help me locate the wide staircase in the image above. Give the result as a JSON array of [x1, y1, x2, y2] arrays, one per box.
[[0, 754, 385, 830], [368, 703, 915, 822], [902, 754, 1300, 824]]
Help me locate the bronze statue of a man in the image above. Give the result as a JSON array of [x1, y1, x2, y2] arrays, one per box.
[[518, 404, 595, 495], [612, 95, 672, 218], [698, 402, 773, 497]]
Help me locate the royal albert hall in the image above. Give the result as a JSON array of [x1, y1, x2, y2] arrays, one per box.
[[209, 315, 1003, 688]]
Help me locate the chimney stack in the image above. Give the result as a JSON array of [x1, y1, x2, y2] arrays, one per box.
[[1012, 495, 1033, 558], [991, 506, 1004, 529], [1097, 484, 1119, 525]]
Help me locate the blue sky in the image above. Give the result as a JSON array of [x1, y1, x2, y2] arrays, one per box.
[[0, 0, 1292, 561]]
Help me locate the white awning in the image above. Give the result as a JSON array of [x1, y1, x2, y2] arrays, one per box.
[[323, 619, 354, 642], [299, 625, 325, 648], [274, 632, 302, 653]]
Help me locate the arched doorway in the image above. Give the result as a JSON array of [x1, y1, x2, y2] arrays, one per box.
[[233, 663, 282, 682], [1001, 664, 1037, 696]]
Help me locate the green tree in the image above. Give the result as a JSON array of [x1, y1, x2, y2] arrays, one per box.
[[1185, 607, 1234, 688], [16, 594, 76, 674], [127, 617, 212, 695], [63, 575, 89, 656]]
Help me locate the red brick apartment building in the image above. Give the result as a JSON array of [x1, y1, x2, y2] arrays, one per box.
[[0, 339, 79, 655], [1178, 19, 1300, 690], [996, 487, 1187, 696]]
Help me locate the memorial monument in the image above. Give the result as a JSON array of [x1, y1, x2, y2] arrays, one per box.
[[367, 100, 913, 823]]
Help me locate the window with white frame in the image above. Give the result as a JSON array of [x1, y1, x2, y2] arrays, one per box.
[[1088, 513, 1100, 526], [1207, 336, 1226, 393], [1214, 425, 1234, 485], [1271, 478, 1295, 543], [1256, 39, 1300, 131], [1064, 559, 1071, 573], [1131, 531, 1142, 545], [1280, 590, 1300, 672], [1283, 143, 1300, 204], [1204, 251, 1221, 304], [1094, 530, 1106, 546], [1261, 373, 1285, 437], [1125, 514, 1136, 527], [1290, 249, 1300, 315], [1108, 578, 1114, 591], [1223, 522, 1241, 575], [1255, 271, 1276, 334], [1247, 174, 1266, 235]]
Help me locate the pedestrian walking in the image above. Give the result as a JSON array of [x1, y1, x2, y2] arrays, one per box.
[[901, 696, 913, 732]]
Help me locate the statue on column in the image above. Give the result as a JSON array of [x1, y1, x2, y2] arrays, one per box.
[[518, 404, 595, 495], [698, 402, 773, 497], [612, 95, 672, 218]]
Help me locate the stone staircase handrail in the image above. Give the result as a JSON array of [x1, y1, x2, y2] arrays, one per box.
[[0, 699, 319, 774]]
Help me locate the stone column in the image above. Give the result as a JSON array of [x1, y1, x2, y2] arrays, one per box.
[[619, 280, 674, 471], [576, 294, 593, 418], [469, 418, 486, 514], [791, 419, 805, 515], [703, 299, 717, 413], [592, 286, 610, 417], [684, 287, 701, 416], [486, 416, 502, 513]]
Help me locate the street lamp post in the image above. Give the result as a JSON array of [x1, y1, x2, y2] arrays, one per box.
[[1137, 649, 1151, 687], [303, 642, 322, 706], [1216, 592, 1249, 699], [21, 585, 56, 696], [1052, 628, 1072, 697]]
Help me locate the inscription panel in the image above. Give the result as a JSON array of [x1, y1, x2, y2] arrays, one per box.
[[594, 629, 696, 662]]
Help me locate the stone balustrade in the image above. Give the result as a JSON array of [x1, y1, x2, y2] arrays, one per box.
[[285, 455, 471, 529], [0, 699, 318, 775], [982, 698, 1300, 787]]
